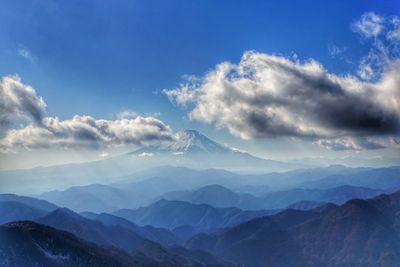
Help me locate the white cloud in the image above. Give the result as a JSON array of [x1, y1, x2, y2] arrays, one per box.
[[351, 12, 384, 38], [137, 152, 155, 157], [315, 137, 387, 151], [0, 75, 46, 127], [165, 12, 400, 151], [0, 115, 176, 152], [164, 51, 400, 150], [328, 45, 347, 58], [117, 110, 138, 119], [99, 152, 109, 158], [387, 16, 400, 41], [0, 77, 177, 153], [17, 47, 34, 62], [117, 110, 161, 119], [357, 60, 375, 80], [352, 13, 400, 81]]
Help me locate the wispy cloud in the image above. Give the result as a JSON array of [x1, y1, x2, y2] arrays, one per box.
[[387, 16, 400, 41], [117, 110, 161, 119], [351, 12, 400, 81], [351, 12, 384, 38], [328, 44, 347, 58], [17, 47, 34, 63], [117, 110, 138, 119], [99, 152, 110, 158]]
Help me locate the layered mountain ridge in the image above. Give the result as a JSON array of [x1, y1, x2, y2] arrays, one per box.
[[0, 130, 304, 194]]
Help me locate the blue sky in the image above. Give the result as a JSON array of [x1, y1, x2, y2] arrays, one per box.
[[1, 0, 396, 120], [0, 0, 399, 169]]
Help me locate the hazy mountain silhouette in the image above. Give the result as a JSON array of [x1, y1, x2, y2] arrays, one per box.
[[81, 212, 181, 246], [160, 184, 259, 209], [36, 165, 400, 212], [298, 166, 400, 190], [0, 193, 58, 212], [114, 167, 258, 208], [0, 130, 303, 194], [285, 200, 326, 210], [258, 185, 386, 209], [39, 184, 133, 213], [161, 184, 386, 210], [113, 199, 275, 233], [39, 171, 256, 212]]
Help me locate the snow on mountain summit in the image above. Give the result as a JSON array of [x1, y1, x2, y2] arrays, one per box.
[[167, 130, 233, 154], [130, 129, 236, 156]]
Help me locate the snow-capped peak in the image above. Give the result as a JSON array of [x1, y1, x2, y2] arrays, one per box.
[[130, 129, 237, 156], [167, 130, 231, 153]]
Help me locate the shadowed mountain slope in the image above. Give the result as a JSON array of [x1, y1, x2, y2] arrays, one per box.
[[36, 208, 148, 252], [0, 221, 236, 267], [0, 201, 48, 225], [83, 212, 181, 246], [186, 191, 400, 267]]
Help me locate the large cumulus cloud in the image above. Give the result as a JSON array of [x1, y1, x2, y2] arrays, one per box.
[[0, 75, 46, 126], [0, 115, 175, 152], [165, 51, 400, 150], [0, 77, 176, 153]]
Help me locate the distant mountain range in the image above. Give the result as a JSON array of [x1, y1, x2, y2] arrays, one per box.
[[285, 200, 326, 210], [0, 130, 305, 194], [298, 166, 400, 190], [3, 190, 400, 266], [36, 165, 400, 212], [38, 168, 259, 212], [128, 130, 301, 172], [160, 184, 258, 209], [154, 184, 387, 210], [81, 212, 181, 246], [39, 184, 133, 213], [112, 199, 275, 232], [186, 190, 400, 267]]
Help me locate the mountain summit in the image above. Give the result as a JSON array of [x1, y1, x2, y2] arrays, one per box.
[[129, 129, 299, 172], [132, 129, 234, 156], [0, 130, 304, 194], [169, 130, 232, 154]]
